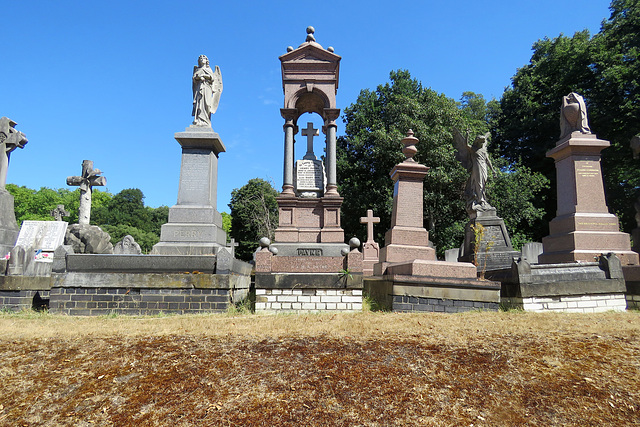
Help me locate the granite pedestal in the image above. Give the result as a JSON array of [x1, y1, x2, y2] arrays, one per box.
[[539, 132, 638, 265], [152, 126, 227, 255]]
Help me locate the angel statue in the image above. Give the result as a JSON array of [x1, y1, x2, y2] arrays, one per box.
[[192, 54, 223, 127], [453, 127, 496, 216]]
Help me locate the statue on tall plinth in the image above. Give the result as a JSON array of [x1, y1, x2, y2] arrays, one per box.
[[453, 128, 495, 216], [191, 55, 223, 127]]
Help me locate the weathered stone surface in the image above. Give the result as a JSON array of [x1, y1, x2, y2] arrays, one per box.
[[15, 220, 68, 252], [191, 55, 222, 128], [114, 235, 142, 255], [65, 224, 113, 254], [0, 190, 19, 256], [66, 160, 106, 225], [459, 212, 520, 271], [0, 117, 28, 190]]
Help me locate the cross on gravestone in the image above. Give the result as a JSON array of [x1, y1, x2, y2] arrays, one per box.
[[301, 122, 319, 160], [66, 160, 106, 225], [360, 209, 380, 244], [50, 204, 70, 221], [228, 238, 239, 257]]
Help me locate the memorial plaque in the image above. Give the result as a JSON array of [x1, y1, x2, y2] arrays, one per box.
[[295, 159, 325, 192], [177, 149, 214, 205], [15, 220, 68, 251]]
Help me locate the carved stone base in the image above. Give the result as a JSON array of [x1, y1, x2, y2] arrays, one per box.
[[459, 211, 520, 271]]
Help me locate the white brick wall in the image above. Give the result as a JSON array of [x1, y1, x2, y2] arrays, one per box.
[[256, 288, 363, 313], [503, 293, 627, 313]]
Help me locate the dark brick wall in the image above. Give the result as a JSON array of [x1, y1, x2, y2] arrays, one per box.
[[49, 288, 231, 316], [0, 290, 50, 311], [392, 295, 499, 313]]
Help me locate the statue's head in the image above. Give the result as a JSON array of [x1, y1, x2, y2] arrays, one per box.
[[198, 55, 209, 67], [473, 134, 488, 148]]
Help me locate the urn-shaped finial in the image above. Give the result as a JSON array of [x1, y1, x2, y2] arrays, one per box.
[[401, 129, 418, 160]]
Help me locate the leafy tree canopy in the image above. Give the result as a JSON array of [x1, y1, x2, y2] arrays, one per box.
[[228, 178, 279, 261], [337, 70, 548, 255]]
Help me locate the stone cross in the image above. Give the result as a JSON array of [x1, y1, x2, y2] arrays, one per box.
[[360, 209, 380, 244], [301, 122, 319, 160], [50, 204, 70, 221], [66, 160, 106, 225], [228, 238, 239, 257]]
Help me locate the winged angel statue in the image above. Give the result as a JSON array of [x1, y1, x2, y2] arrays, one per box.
[[453, 128, 496, 216], [192, 55, 223, 127]]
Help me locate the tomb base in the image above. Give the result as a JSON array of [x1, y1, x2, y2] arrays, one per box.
[[622, 265, 640, 310], [459, 210, 520, 272], [501, 253, 627, 312], [274, 195, 345, 243]]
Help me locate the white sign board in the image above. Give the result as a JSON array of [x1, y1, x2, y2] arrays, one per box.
[[15, 220, 68, 252]]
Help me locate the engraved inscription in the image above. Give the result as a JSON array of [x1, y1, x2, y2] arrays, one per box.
[[483, 225, 505, 246], [180, 154, 210, 192], [576, 161, 600, 178], [295, 160, 325, 190], [297, 248, 323, 256], [16, 221, 68, 251]]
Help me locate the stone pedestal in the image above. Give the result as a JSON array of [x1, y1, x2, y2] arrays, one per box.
[[152, 126, 227, 255], [459, 209, 520, 271], [0, 190, 19, 257], [539, 132, 638, 265], [374, 158, 436, 275]]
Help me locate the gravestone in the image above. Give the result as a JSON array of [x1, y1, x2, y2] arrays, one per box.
[[66, 160, 106, 225], [0, 117, 28, 256], [114, 235, 142, 254], [15, 220, 68, 252], [539, 93, 638, 265], [50, 205, 70, 221], [151, 55, 227, 255], [360, 209, 380, 276]]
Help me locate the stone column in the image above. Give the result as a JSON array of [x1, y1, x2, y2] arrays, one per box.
[[281, 109, 297, 196], [323, 108, 340, 197]]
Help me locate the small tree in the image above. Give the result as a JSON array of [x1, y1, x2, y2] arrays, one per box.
[[229, 178, 279, 261]]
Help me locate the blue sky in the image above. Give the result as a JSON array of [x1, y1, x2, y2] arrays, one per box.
[[3, 1, 611, 212]]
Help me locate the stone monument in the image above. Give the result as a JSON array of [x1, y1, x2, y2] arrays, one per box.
[[50, 205, 70, 222], [67, 160, 106, 225], [366, 130, 500, 312], [452, 128, 519, 271], [254, 27, 363, 313], [538, 93, 638, 265], [360, 209, 380, 276], [0, 117, 28, 256], [151, 54, 227, 255], [272, 26, 346, 255]]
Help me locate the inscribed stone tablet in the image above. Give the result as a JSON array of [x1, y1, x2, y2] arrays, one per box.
[[15, 220, 68, 251], [295, 159, 325, 191]]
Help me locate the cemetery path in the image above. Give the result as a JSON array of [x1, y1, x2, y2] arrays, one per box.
[[0, 311, 639, 426]]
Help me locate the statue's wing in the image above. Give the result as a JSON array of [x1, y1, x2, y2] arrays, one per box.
[[452, 127, 472, 170], [211, 66, 223, 114]]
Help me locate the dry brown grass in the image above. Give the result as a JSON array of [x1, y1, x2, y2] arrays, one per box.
[[0, 310, 639, 426]]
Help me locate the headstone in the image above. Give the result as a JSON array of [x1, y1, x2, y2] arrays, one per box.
[[114, 235, 142, 254], [539, 93, 638, 265], [360, 209, 380, 276], [66, 160, 106, 225], [295, 159, 326, 198], [521, 242, 543, 264], [50, 205, 70, 221], [15, 220, 68, 252], [445, 248, 459, 262], [151, 55, 227, 255], [0, 117, 28, 256]]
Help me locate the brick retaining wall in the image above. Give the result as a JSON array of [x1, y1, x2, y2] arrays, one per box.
[[502, 293, 627, 312], [392, 295, 499, 312], [255, 289, 362, 313]]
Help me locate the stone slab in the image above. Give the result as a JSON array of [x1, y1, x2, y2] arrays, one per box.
[[385, 259, 477, 279], [270, 256, 345, 273], [15, 220, 68, 252], [174, 127, 226, 153], [255, 272, 363, 289], [150, 242, 224, 256], [0, 190, 19, 256], [168, 205, 223, 225], [65, 254, 218, 273], [295, 159, 326, 193], [51, 271, 248, 289], [158, 223, 226, 244]]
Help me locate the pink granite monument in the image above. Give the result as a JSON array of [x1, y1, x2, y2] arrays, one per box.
[[539, 93, 639, 265]]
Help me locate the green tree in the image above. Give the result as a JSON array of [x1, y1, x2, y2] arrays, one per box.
[[221, 212, 232, 238], [337, 71, 548, 255], [229, 178, 279, 261], [494, 0, 640, 236]]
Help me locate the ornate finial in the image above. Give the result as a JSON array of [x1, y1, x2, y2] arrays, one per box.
[[327, 46, 334, 52], [306, 26, 316, 42], [286, 46, 294, 52], [401, 129, 418, 161]]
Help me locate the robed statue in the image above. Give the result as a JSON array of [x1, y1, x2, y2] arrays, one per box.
[[453, 128, 495, 216], [560, 92, 591, 139], [192, 55, 223, 127], [0, 117, 28, 190]]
